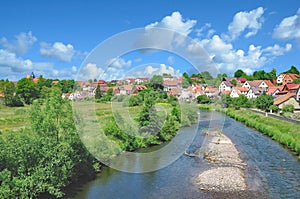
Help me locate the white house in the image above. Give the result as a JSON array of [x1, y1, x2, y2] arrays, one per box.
[[219, 81, 234, 92]]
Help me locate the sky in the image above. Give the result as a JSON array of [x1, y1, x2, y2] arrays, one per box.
[[0, 0, 300, 81]]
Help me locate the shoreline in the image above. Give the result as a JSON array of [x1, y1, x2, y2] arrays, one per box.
[[195, 131, 266, 198]]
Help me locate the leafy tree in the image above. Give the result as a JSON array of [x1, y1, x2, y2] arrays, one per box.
[[182, 77, 190, 88], [95, 84, 102, 99], [232, 95, 250, 109], [2, 80, 23, 106], [231, 79, 237, 86], [253, 70, 267, 80], [282, 104, 294, 113], [269, 68, 277, 80], [197, 94, 210, 104], [158, 115, 179, 141], [221, 94, 232, 108], [293, 78, 300, 84], [200, 71, 213, 80], [234, 69, 246, 78], [149, 75, 163, 91], [283, 66, 299, 75], [255, 93, 274, 111], [269, 105, 279, 113], [16, 78, 39, 104]]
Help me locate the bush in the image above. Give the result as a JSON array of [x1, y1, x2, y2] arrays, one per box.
[[282, 104, 294, 113], [269, 105, 279, 113]]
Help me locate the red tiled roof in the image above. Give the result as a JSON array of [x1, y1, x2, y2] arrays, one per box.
[[274, 92, 296, 105], [235, 87, 249, 92], [267, 87, 279, 95], [164, 79, 179, 86], [285, 83, 300, 90]]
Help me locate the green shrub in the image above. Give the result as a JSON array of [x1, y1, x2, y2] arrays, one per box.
[[282, 104, 294, 113]]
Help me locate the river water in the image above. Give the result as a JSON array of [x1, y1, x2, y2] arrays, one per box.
[[70, 111, 300, 199]]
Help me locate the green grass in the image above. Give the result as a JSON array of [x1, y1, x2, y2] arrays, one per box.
[[0, 105, 29, 131]]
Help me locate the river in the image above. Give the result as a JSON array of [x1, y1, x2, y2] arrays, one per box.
[[68, 111, 300, 199]]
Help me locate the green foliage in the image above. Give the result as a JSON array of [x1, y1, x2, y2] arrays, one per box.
[[95, 84, 102, 99], [283, 66, 299, 75], [16, 78, 39, 104], [0, 87, 97, 198], [293, 78, 300, 83], [221, 94, 232, 108], [197, 94, 210, 104], [182, 77, 190, 88], [255, 93, 274, 111], [149, 75, 164, 91], [234, 69, 246, 78], [232, 95, 251, 109], [223, 108, 300, 157], [128, 94, 143, 107], [1, 80, 23, 107], [269, 105, 279, 113], [282, 104, 294, 113], [200, 71, 213, 80], [230, 79, 237, 86]]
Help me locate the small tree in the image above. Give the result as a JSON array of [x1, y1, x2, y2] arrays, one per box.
[[282, 104, 294, 113], [95, 84, 102, 99], [255, 93, 274, 111], [269, 105, 279, 113], [232, 95, 250, 109], [197, 94, 210, 104]]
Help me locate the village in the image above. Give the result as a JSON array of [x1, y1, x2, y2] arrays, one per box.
[[58, 72, 300, 112]]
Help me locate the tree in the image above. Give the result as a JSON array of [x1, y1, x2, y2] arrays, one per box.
[[182, 77, 190, 88], [2, 80, 23, 107], [234, 69, 246, 78], [293, 78, 300, 84], [200, 71, 213, 80], [197, 94, 210, 104], [255, 93, 274, 111], [221, 94, 232, 108], [95, 84, 102, 99], [253, 70, 267, 80], [149, 75, 163, 90], [231, 79, 237, 86], [269, 105, 279, 113], [232, 95, 250, 109], [283, 66, 299, 75], [282, 104, 294, 113], [16, 78, 39, 104]]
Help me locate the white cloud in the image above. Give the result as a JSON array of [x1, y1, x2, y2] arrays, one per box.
[[146, 11, 196, 36], [225, 7, 264, 40], [0, 31, 37, 54], [77, 63, 105, 80], [40, 42, 75, 62], [106, 57, 132, 68], [188, 34, 290, 75], [0, 49, 33, 72], [263, 43, 292, 56], [195, 23, 211, 37], [139, 12, 197, 50], [142, 64, 181, 77], [273, 8, 300, 43]]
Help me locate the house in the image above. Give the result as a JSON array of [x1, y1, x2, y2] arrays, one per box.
[[133, 85, 147, 94], [135, 78, 149, 84], [297, 87, 300, 101], [178, 89, 193, 101], [120, 85, 133, 95], [219, 81, 234, 92], [277, 74, 299, 85], [230, 87, 249, 98], [205, 86, 218, 97], [163, 78, 182, 91], [243, 80, 273, 90], [274, 93, 300, 111], [168, 88, 182, 97], [267, 87, 280, 96]]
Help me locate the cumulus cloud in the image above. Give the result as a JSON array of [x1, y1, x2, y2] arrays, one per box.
[[273, 8, 300, 43], [138, 11, 197, 50], [225, 7, 264, 41], [263, 43, 292, 56], [40, 42, 75, 62], [77, 63, 105, 80], [0, 49, 33, 72], [106, 57, 132, 68], [0, 31, 37, 54], [146, 11, 196, 36], [188, 34, 290, 74], [143, 64, 181, 77]]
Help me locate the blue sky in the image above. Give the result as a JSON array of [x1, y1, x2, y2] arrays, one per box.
[[0, 0, 300, 80]]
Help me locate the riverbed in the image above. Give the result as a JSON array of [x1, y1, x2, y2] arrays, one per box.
[[68, 111, 300, 199]]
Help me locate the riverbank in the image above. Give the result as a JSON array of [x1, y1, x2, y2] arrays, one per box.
[[199, 104, 300, 159], [195, 131, 265, 198]]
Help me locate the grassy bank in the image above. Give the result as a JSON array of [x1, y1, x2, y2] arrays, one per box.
[[199, 104, 300, 158]]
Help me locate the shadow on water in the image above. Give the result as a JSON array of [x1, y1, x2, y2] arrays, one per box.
[[68, 111, 300, 199]]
